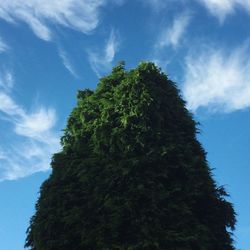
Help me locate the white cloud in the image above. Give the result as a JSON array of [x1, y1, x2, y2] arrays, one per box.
[[0, 37, 8, 53], [0, 0, 115, 41], [0, 71, 14, 92], [88, 29, 119, 77], [14, 108, 56, 138], [59, 49, 78, 78], [156, 12, 191, 49], [196, 0, 250, 22], [0, 139, 57, 180], [105, 31, 118, 63], [183, 43, 250, 112], [0, 92, 23, 116], [0, 74, 60, 181]]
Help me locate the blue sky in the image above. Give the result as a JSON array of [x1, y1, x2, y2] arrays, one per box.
[[0, 0, 249, 249]]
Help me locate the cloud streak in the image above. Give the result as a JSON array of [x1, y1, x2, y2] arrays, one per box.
[[196, 0, 250, 22], [183, 42, 250, 113], [59, 49, 78, 78], [0, 71, 14, 92], [88, 29, 119, 77], [156, 12, 191, 49], [0, 0, 112, 41], [0, 72, 60, 181]]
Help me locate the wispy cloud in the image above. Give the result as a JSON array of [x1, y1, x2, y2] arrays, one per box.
[[0, 92, 23, 116], [0, 72, 60, 181], [58, 49, 78, 78], [88, 29, 119, 77], [0, 37, 9, 53], [0, 0, 115, 41], [196, 0, 250, 22], [14, 108, 56, 139], [150, 12, 191, 72], [0, 71, 14, 92], [183, 42, 250, 113], [156, 12, 191, 49]]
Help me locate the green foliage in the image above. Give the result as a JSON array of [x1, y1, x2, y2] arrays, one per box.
[[25, 62, 236, 250]]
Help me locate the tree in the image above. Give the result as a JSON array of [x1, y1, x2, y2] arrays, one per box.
[[25, 62, 236, 250]]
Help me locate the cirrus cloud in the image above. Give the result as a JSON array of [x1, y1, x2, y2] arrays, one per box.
[[183, 42, 250, 112], [155, 12, 191, 49], [0, 71, 60, 181], [88, 29, 120, 77], [0, 0, 116, 41], [196, 0, 250, 22]]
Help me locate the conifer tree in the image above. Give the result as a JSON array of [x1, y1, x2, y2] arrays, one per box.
[[25, 62, 236, 250]]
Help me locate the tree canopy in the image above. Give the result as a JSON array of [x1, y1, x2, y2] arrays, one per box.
[[25, 62, 236, 250]]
